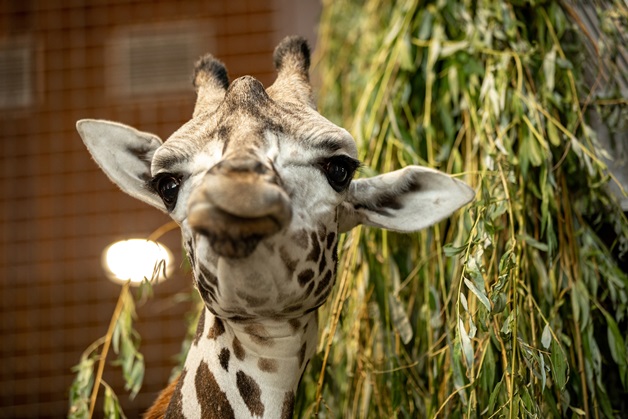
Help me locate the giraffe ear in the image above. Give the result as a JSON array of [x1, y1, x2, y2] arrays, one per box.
[[337, 166, 474, 233], [76, 119, 166, 212]]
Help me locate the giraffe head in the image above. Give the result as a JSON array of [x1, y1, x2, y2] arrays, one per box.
[[77, 36, 473, 321]]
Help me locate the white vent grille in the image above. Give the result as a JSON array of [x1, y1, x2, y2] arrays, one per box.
[[0, 42, 33, 108], [110, 24, 202, 96]]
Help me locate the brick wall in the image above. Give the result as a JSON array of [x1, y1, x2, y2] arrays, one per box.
[[0, 0, 319, 417]]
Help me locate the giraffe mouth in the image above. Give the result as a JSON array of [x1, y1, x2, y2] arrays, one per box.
[[188, 204, 287, 258]]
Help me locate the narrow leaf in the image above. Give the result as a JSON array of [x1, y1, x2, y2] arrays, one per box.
[[464, 278, 491, 312], [541, 324, 552, 349], [459, 319, 474, 371]]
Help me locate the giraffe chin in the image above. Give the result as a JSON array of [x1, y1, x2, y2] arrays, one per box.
[[207, 233, 263, 259]]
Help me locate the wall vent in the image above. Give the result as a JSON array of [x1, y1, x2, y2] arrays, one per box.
[[109, 24, 204, 96]]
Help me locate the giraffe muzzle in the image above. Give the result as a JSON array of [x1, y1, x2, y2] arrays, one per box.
[[187, 160, 292, 258]]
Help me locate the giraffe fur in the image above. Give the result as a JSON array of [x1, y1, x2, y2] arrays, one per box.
[[76, 36, 474, 418]]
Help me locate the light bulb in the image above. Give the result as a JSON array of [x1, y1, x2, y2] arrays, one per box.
[[102, 239, 173, 285]]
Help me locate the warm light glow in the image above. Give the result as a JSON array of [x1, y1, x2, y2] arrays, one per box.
[[102, 239, 173, 285]]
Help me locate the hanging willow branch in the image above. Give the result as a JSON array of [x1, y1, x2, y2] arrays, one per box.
[[299, 0, 628, 417]]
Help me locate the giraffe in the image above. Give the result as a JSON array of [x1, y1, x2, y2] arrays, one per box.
[[76, 36, 474, 418]]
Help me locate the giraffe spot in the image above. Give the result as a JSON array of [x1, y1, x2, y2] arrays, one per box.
[[314, 294, 328, 309], [233, 336, 246, 361], [353, 195, 400, 216], [236, 370, 265, 417], [244, 324, 273, 346], [304, 281, 315, 298], [288, 318, 301, 332], [317, 224, 327, 242], [216, 124, 232, 142], [314, 270, 333, 297], [195, 361, 235, 419], [298, 342, 307, 369], [291, 229, 309, 249], [326, 232, 336, 250], [164, 368, 186, 418], [196, 276, 217, 304], [208, 317, 225, 340], [281, 391, 295, 419], [218, 348, 230, 372], [306, 231, 321, 262], [229, 314, 255, 322], [193, 309, 206, 346], [282, 303, 303, 314], [258, 358, 278, 373], [236, 291, 269, 308], [279, 246, 298, 278], [297, 269, 315, 287], [198, 264, 219, 287], [318, 252, 327, 275]]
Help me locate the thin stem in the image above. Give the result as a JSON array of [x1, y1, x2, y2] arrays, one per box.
[[88, 282, 130, 419]]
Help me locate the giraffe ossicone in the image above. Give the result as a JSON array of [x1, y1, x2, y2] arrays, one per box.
[[77, 36, 474, 418]]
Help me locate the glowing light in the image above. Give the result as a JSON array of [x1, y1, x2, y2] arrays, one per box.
[[102, 239, 173, 285]]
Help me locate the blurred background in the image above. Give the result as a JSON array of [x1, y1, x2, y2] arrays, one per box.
[[0, 0, 320, 417]]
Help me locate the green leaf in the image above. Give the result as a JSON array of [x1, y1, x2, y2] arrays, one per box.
[[550, 339, 568, 391], [480, 343, 496, 391], [103, 385, 125, 419], [439, 40, 469, 58], [459, 319, 474, 371], [519, 234, 549, 252], [127, 358, 145, 399], [464, 278, 491, 312], [487, 377, 503, 414], [542, 46, 556, 91], [541, 324, 552, 350], [443, 243, 467, 257], [388, 293, 413, 344], [546, 119, 561, 146], [604, 313, 628, 388], [539, 350, 547, 391]]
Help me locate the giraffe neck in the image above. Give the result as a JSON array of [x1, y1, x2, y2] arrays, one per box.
[[166, 307, 318, 418]]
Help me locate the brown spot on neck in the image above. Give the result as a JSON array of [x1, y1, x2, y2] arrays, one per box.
[[195, 361, 235, 419], [193, 309, 206, 346], [314, 269, 333, 297], [297, 269, 314, 287], [236, 370, 265, 416], [218, 348, 230, 372], [288, 318, 301, 332], [306, 231, 321, 262], [326, 232, 336, 250], [244, 324, 274, 346], [208, 316, 225, 340], [233, 336, 246, 361], [258, 357, 279, 373], [281, 391, 295, 419], [280, 246, 298, 278], [291, 229, 309, 249]]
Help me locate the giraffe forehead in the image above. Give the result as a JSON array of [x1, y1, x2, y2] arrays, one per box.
[[157, 100, 357, 171]]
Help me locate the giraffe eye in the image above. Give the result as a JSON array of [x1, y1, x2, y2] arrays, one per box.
[[321, 156, 360, 192], [152, 174, 181, 211]]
